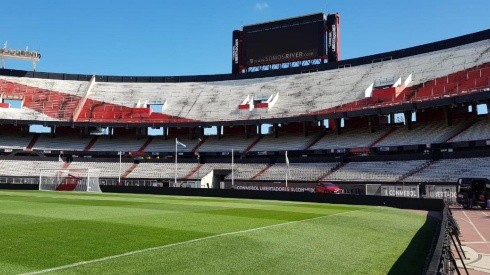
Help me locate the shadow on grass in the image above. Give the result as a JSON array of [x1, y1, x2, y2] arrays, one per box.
[[388, 211, 441, 275]]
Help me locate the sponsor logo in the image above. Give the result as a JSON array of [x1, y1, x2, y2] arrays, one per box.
[[331, 25, 337, 52], [232, 39, 239, 64], [328, 25, 337, 53], [234, 185, 314, 193], [428, 191, 457, 198], [249, 49, 317, 65], [383, 189, 419, 197]]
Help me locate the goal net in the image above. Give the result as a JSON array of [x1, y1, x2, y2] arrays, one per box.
[[39, 169, 101, 192]]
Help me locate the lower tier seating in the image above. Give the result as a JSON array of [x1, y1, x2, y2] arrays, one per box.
[[0, 157, 487, 184]]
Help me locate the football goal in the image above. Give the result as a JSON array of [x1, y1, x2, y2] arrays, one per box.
[[39, 169, 101, 192]]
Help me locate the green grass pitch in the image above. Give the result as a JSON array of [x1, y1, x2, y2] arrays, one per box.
[[0, 190, 438, 274]]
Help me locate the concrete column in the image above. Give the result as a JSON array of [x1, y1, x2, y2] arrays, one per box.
[[443, 106, 453, 127], [404, 111, 413, 130]]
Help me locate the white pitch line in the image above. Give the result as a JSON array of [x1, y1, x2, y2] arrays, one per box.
[[24, 209, 362, 275], [462, 210, 487, 242]]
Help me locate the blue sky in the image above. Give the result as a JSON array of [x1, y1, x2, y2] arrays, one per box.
[[1, 0, 489, 76]]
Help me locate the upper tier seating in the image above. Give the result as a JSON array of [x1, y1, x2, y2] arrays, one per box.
[[325, 160, 428, 182], [145, 138, 199, 153], [449, 118, 490, 142], [90, 136, 146, 152], [0, 119, 484, 153], [376, 120, 469, 146], [86, 41, 490, 122], [0, 77, 90, 97], [0, 40, 487, 123], [197, 136, 254, 153], [404, 157, 490, 183], [411, 65, 490, 101], [251, 132, 319, 152], [0, 102, 58, 121], [310, 127, 390, 150], [0, 132, 31, 150], [33, 135, 89, 151], [0, 77, 89, 120]]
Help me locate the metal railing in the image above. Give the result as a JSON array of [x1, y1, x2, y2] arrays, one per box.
[[425, 205, 467, 275]]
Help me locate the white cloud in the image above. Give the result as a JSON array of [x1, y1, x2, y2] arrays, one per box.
[[254, 2, 269, 11]]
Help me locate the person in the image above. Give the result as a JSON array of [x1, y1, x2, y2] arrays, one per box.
[[467, 187, 474, 209]]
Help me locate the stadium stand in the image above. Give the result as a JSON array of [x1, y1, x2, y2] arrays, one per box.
[[0, 39, 488, 123], [0, 77, 88, 120], [68, 161, 133, 178], [310, 127, 391, 150], [33, 134, 88, 151], [0, 160, 63, 177], [89, 136, 146, 152], [1, 28, 489, 275], [0, 155, 489, 186], [253, 163, 338, 181], [375, 120, 469, 146], [448, 117, 490, 142], [404, 157, 490, 183], [195, 135, 253, 153], [223, 163, 271, 180], [325, 160, 429, 182], [0, 132, 31, 150], [125, 162, 269, 181], [0, 30, 489, 191], [128, 162, 197, 179], [250, 132, 320, 152], [145, 138, 199, 153], [0, 76, 90, 97]]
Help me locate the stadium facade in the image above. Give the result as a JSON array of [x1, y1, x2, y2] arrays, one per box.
[[0, 29, 489, 196]]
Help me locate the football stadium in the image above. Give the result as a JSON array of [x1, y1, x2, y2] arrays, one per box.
[[0, 3, 489, 275]]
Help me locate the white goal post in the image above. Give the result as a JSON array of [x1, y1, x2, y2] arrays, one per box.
[[39, 169, 102, 192]]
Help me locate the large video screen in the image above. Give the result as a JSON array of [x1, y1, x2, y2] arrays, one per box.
[[243, 17, 326, 66]]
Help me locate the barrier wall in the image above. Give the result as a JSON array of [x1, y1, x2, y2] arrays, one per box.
[[0, 183, 445, 212], [0, 183, 445, 211], [101, 185, 445, 211]]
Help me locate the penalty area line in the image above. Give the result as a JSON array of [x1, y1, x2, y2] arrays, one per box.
[[24, 209, 362, 274]]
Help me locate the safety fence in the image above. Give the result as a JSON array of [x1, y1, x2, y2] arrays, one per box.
[[425, 205, 466, 275]]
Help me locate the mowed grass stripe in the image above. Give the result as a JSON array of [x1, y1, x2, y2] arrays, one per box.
[[25, 210, 360, 275], [0, 191, 359, 212], [0, 191, 359, 274], [29, 207, 435, 275]]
